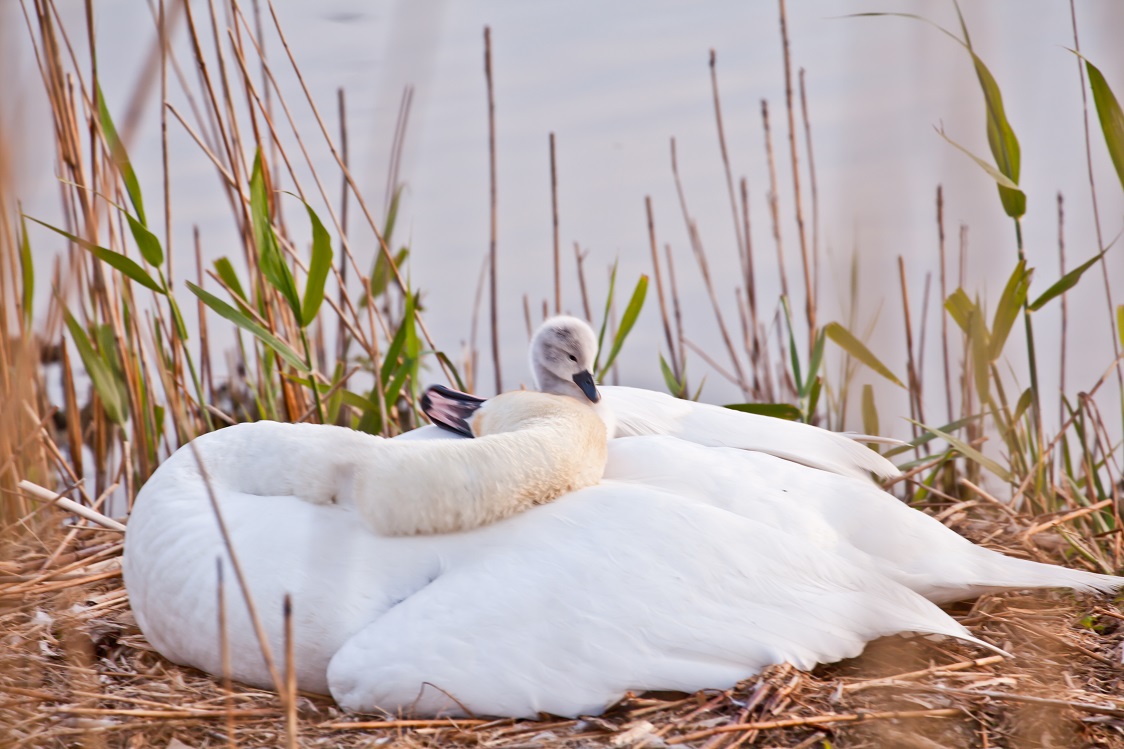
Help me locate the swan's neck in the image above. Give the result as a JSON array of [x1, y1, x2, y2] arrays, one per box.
[[346, 416, 607, 536], [533, 366, 617, 437]]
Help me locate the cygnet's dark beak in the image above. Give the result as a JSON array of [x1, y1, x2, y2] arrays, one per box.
[[572, 370, 601, 403], [421, 385, 487, 437]]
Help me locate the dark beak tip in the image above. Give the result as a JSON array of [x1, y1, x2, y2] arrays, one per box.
[[572, 370, 601, 403]]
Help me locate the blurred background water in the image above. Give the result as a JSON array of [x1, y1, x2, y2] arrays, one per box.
[[6, 0, 1123, 436]]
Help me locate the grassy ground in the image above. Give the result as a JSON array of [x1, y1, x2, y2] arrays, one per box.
[[2, 1, 1124, 747]]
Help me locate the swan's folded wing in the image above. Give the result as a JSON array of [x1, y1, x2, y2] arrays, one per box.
[[327, 485, 984, 718], [601, 386, 899, 481]]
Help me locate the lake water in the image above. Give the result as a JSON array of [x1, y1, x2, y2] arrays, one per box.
[[7, 0, 1123, 437]]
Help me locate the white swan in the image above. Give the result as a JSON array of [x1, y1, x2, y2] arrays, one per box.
[[123, 388, 997, 718]]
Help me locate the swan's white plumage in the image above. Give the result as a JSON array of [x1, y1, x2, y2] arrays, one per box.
[[125, 438, 989, 717], [123, 321, 1124, 718], [603, 437, 1123, 603]]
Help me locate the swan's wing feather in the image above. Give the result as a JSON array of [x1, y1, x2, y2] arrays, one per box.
[[605, 437, 1124, 603], [600, 386, 899, 481], [327, 486, 983, 718]]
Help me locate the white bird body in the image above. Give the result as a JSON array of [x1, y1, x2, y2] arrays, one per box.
[[124, 417, 988, 717], [123, 318, 1123, 718]]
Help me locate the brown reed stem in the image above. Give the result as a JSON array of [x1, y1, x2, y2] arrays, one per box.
[[708, 50, 746, 274], [550, 132, 561, 315], [1068, 0, 1124, 410], [484, 26, 501, 393], [798, 67, 820, 304], [776, 0, 814, 352], [645, 196, 678, 383], [761, 100, 789, 304]]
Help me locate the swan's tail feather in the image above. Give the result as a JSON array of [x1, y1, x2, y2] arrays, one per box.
[[984, 557, 1124, 596]]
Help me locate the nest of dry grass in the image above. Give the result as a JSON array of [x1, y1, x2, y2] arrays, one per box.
[[3, 493, 1124, 749]]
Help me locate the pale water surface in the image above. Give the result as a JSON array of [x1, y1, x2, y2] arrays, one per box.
[[6, 0, 1123, 436]]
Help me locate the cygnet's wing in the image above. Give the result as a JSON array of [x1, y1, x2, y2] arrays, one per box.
[[327, 485, 991, 719], [600, 385, 899, 481]]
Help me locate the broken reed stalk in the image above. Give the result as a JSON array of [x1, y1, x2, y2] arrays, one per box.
[[283, 594, 298, 749], [17, 480, 126, 532], [218, 559, 238, 749], [484, 25, 501, 393]]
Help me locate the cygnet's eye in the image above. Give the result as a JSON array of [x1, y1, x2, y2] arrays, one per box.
[[568, 354, 577, 362]]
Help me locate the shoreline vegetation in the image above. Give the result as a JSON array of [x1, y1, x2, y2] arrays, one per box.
[[2, 0, 1123, 746]]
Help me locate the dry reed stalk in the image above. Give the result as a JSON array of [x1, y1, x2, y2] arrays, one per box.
[[668, 708, 962, 744], [187, 439, 284, 695], [573, 242, 592, 325], [550, 132, 561, 315], [936, 186, 953, 424], [484, 25, 501, 393], [842, 655, 1006, 693], [283, 594, 298, 749], [897, 256, 923, 457], [645, 196, 679, 384], [775, 0, 814, 353], [1057, 192, 1068, 433], [760, 99, 789, 305], [670, 138, 749, 397], [664, 243, 687, 383], [708, 51, 747, 276], [16, 480, 125, 532], [798, 68, 819, 304], [1068, 0, 1124, 403]]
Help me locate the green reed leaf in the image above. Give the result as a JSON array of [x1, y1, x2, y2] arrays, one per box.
[[96, 81, 146, 226], [250, 151, 301, 317], [824, 322, 905, 388], [64, 308, 127, 425], [910, 417, 1012, 483], [598, 274, 647, 379], [298, 201, 334, 326], [26, 217, 163, 293], [725, 402, 802, 421], [989, 259, 1031, 361], [187, 281, 309, 372], [125, 212, 163, 267], [214, 257, 247, 302], [18, 214, 33, 326], [1085, 58, 1124, 193], [1028, 250, 1107, 311], [861, 384, 879, 441]]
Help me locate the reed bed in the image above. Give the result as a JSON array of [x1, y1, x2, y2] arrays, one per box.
[[2, 0, 1123, 746]]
